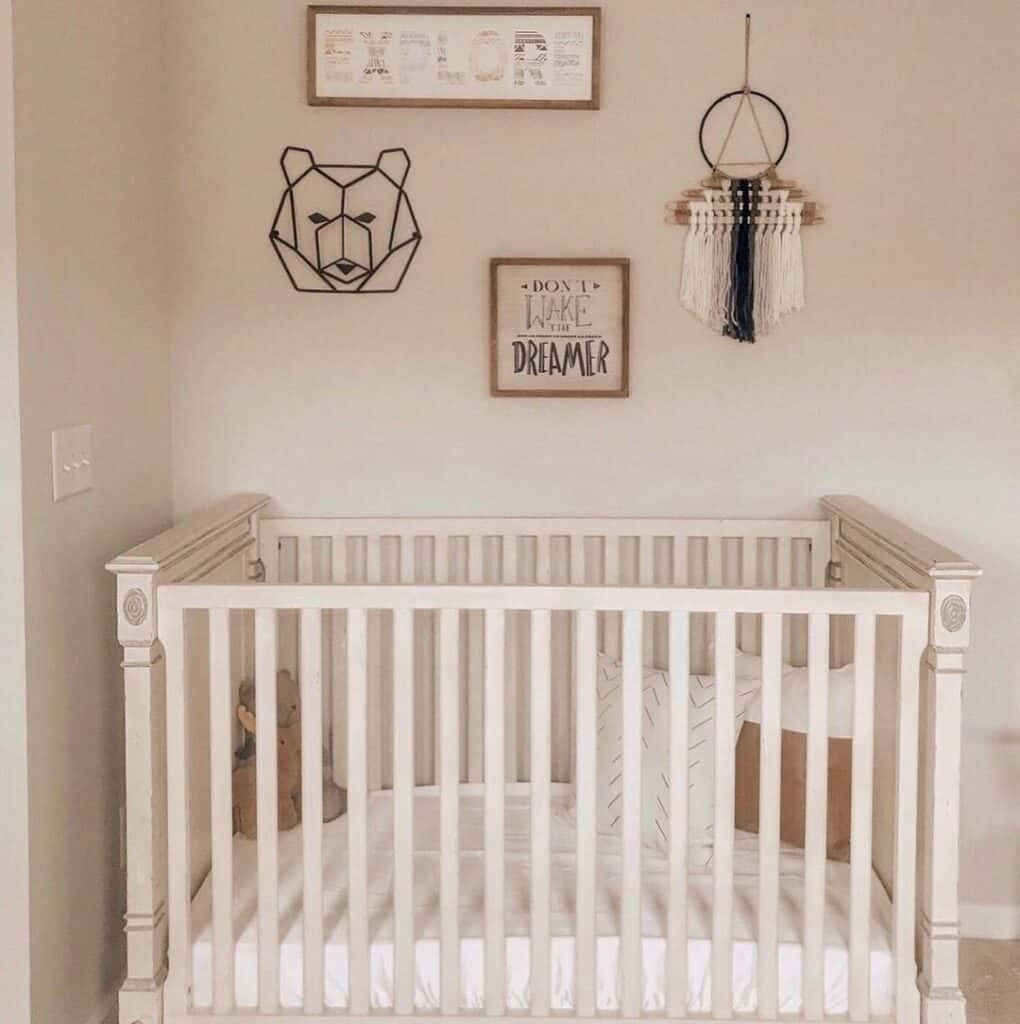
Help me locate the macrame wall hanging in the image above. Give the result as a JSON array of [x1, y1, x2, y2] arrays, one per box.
[[666, 15, 823, 343]]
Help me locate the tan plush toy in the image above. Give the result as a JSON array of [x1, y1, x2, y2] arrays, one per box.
[[232, 708, 302, 840], [232, 669, 346, 838]]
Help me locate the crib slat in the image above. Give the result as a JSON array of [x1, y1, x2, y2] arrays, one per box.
[[367, 606, 383, 792], [605, 534, 620, 584], [298, 536, 314, 583], [468, 537, 485, 784], [501, 538, 520, 780], [757, 614, 783, 1021], [347, 609, 370, 1016], [621, 608, 643, 1019], [393, 608, 415, 1015], [485, 609, 506, 1015], [740, 537, 759, 651], [208, 608, 234, 1013], [639, 534, 654, 585], [673, 534, 689, 585], [164, 606, 191, 1016], [803, 613, 830, 1020], [850, 614, 877, 1022], [332, 535, 347, 582], [263, 532, 281, 584], [503, 611, 517, 782], [330, 598, 348, 801], [366, 535, 385, 790], [570, 534, 585, 585], [439, 609, 461, 1016], [667, 611, 690, 1018], [574, 610, 598, 1019], [255, 609, 279, 1012], [776, 537, 792, 586], [536, 534, 551, 584], [469, 534, 484, 584], [894, 612, 925, 1024], [400, 534, 415, 584], [502, 535, 517, 584], [777, 537, 793, 656], [366, 535, 382, 583], [530, 610, 552, 1015], [431, 536, 447, 787], [300, 609, 324, 1012], [707, 536, 723, 586], [416, 608, 433, 785], [434, 534, 449, 584], [712, 612, 737, 1019]]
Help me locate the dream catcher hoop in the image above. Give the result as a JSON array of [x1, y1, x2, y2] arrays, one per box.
[[666, 15, 823, 343], [698, 88, 789, 179]]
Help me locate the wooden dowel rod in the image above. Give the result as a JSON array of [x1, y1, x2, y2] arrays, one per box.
[[666, 208, 824, 226]]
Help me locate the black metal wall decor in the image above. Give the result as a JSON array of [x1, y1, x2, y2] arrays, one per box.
[[270, 145, 421, 293]]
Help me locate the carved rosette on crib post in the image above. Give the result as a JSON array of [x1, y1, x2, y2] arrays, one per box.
[[107, 495, 270, 1024]]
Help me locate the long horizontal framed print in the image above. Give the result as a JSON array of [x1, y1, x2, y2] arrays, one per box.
[[308, 6, 601, 109], [491, 258, 629, 398]]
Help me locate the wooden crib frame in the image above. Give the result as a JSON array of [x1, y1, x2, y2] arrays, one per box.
[[108, 495, 979, 1024]]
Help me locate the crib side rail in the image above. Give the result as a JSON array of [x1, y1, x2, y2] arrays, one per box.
[[259, 515, 832, 591], [108, 494, 269, 1024], [262, 517, 831, 790], [160, 583, 928, 1023]]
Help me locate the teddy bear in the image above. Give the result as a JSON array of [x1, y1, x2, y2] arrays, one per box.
[[235, 669, 301, 761], [231, 709, 302, 840], [233, 669, 346, 838]]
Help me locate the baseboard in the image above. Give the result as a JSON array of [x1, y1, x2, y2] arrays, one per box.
[[961, 902, 1020, 940], [83, 980, 121, 1024]]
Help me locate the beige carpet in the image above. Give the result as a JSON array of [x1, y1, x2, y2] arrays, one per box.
[[962, 940, 1020, 1024]]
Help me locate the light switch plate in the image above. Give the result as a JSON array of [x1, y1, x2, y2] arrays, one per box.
[[51, 424, 93, 501]]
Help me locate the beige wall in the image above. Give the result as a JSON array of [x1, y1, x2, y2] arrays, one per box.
[[12, 1, 173, 1021], [0, 0, 31, 1020], [169, 0, 1008, 928]]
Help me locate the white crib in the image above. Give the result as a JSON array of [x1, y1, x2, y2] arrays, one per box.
[[108, 495, 979, 1024]]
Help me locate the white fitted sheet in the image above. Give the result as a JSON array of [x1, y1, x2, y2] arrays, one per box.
[[191, 790, 895, 1014]]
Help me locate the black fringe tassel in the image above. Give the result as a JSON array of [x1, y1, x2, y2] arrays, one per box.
[[723, 178, 760, 343]]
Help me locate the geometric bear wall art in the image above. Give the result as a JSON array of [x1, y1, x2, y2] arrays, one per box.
[[270, 146, 421, 293]]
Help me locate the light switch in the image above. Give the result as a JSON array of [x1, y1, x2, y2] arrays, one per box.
[[51, 424, 93, 502]]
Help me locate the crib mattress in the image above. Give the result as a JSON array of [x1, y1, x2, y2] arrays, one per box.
[[191, 790, 895, 1015]]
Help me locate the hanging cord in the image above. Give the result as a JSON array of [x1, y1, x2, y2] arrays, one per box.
[[710, 14, 777, 177]]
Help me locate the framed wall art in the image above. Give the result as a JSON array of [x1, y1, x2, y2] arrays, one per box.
[[490, 258, 629, 398], [308, 6, 601, 109]]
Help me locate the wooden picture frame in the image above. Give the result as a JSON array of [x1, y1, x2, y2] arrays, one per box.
[[308, 6, 601, 109], [490, 258, 630, 398]]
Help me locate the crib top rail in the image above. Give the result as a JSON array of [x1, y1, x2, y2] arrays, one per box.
[[157, 581, 928, 618], [260, 514, 830, 540]]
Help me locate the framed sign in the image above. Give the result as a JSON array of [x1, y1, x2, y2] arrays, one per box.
[[308, 6, 601, 109], [490, 258, 630, 398]]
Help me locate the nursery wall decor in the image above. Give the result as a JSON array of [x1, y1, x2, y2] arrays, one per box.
[[491, 258, 629, 398], [308, 6, 601, 109], [666, 15, 823, 343], [270, 144, 421, 293]]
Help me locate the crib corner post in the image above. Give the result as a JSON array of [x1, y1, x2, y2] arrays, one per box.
[[110, 564, 168, 1024], [918, 569, 980, 1024]]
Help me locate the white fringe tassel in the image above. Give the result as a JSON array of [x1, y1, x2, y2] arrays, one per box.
[[680, 184, 805, 339]]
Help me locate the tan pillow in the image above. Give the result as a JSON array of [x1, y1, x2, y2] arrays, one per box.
[[734, 723, 852, 863]]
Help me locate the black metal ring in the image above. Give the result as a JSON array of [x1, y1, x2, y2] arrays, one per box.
[[698, 89, 790, 176]]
